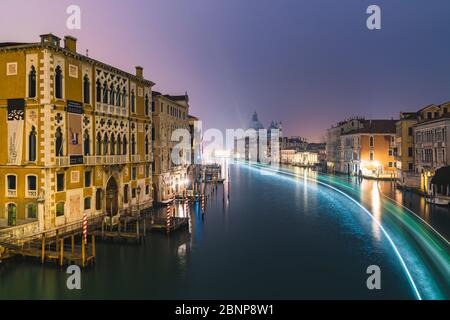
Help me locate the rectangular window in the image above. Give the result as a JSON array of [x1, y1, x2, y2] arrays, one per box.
[[388, 162, 393, 168], [56, 202, 65, 217], [27, 176, 37, 190], [145, 185, 150, 195], [84, 197, 91, 210], [132, 188, 136, 199], [408, 127, 413, 136], [85, 171, 92, 188], [370, 151, 374, 161], [408, 147, 413, 157], [7, 175, 16, 190], [57, 173, 65, 192], [27, 204, 37, 219], [408, 163, 413, 171], [369, 136, 374, 147], [132, 167, 137, 180]]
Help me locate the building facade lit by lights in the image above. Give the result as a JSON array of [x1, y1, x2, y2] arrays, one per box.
[[152, 92, 190, 204], [326, 118, 397, 178], [0, 34, 154, 232], [413, 102, 450, 192], [395, 112, 418, 187]]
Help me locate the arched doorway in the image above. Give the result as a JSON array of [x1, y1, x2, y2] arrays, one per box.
[[106, 177, 119, 216], [7, 203, 17, 227]]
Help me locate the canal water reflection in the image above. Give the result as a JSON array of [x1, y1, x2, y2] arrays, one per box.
[[0, 163, 420, 299]]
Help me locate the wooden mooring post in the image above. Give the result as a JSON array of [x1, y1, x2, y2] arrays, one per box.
[[41, 236, 45, 264], [60, 238, 64, 267]]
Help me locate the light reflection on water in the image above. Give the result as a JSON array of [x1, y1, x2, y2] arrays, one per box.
[[0, 163, 418, 300]]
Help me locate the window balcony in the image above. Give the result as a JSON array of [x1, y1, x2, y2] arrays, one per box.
[[7, 189, 17, 197], [102, 104, 108, 113], [121, 108, 127, 117], [109, 105, 115, 114], [27, 190, 38, 198], [116, 107, 121, 116], [56, 156, 70, 167]]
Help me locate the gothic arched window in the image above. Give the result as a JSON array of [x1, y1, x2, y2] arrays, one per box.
[[103, 133, 109, 155], [117, 135, 122, 155], [84, 130, 90, 156], [96, 80, 102, 103], [145, 94, 149, 115], [131, 90, 136, 113], [96, 132, 102, 156], [122, 88, 127, 108], [55, 127, 63, 157], [103, 82, 108, 104], [145, 135, 149, 155], [55, 66, 63, 99], [110, 134, 116, 156], [123, 135, 128, 155], [28, 66, 36, 98], [131, 134, 136, 155], [29, 126, 37, 162], [110, 84, 115, 106], [116, 86, 121, 106], [83, 75, 90, 104]]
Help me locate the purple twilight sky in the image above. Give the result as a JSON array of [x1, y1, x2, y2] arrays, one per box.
[[1, 0, 450, 142]]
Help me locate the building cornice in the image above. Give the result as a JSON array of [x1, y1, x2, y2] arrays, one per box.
[[0, 42, 156, 87]]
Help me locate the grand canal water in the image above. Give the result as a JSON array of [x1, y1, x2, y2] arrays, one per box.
[[1, 163, 448, 300]]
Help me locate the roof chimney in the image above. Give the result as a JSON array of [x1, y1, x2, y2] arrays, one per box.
[[64, 36, 77, 53], [136, 66, 143, 79]]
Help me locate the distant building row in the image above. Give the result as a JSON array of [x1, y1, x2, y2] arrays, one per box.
[[326, 102, 450, 195]]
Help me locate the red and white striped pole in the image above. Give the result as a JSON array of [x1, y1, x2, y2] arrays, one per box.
[[166, 203, 172, 232], [185, 199, 189, 217], [83, 212, 88, 244]]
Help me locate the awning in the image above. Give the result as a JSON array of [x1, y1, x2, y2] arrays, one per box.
[[431, 166, 450, 185]]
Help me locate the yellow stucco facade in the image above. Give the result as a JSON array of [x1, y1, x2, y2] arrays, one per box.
[[0, 34, 154, 231]]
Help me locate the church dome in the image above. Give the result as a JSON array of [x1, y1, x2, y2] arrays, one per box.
[[249, 111, 264, 130]]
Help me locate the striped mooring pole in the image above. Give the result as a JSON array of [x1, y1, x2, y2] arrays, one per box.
[[166, 203, 172, 233], [185, 199, 190, 217], [201, 194, 205, 214], [83, 212, 88, 244]]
